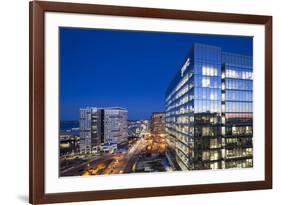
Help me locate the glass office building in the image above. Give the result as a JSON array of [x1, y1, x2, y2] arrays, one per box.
[[80, 107, 128, 154], [104, 107, 128, 145], [79, 107, 103, 154], [165, 43, 253, 170]]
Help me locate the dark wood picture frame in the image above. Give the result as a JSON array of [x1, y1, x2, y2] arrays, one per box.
[[29, 1, 272, 204]]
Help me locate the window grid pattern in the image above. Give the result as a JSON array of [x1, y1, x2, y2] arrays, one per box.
[[165, 43, 253, 170]]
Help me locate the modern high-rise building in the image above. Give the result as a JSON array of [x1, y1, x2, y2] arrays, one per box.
[[165, 43, 253, 170], [79, 107, 103, 154], [104, 107, 128, 145], [80, 107, 128, 154], [151, 112, 166, 136]]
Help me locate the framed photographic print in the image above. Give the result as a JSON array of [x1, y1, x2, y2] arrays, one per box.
[[29, 1, 272, 204]]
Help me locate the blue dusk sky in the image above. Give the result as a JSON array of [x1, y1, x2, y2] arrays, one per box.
[[60, 27, 253, 121]]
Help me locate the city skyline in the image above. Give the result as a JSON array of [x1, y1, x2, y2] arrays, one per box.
[[59, 30, 253, 176], [59, 27, 253, 121]]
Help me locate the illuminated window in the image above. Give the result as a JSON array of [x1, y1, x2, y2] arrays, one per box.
[[222, 93, 225, 101], [202, 77, 210, 87], [202, 151, 210, 161], [226, 69, 253, 80], [221, 127, 225, 135], [246, 126, 253, 134], [222, 104, 225, 112], [222, 82, 225, 90], [210, 92, 218, 100], [180, 108, 185, 114], [210, 150, 219, 160], [232, 126, 237, 134], [210, 117, 218, 124], [222, 72, 225, 79], [210, 162, 219, 169], [202, 127, 214, 136], [246, 148, 253, 156], [221, 148, 225, 158], [210, 138, 220, 148], [226, 69, 239, 78], [231, 126, 253, 135], [202, 66, 218, 76]]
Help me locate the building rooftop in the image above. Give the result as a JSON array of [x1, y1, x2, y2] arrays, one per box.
[[80, 107, 128, 111]]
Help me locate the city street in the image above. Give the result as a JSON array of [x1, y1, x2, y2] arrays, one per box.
[[60, 131, 175, 176]]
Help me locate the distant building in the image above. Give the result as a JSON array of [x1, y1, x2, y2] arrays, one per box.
[[59, 132, 80, 156], [100, 143, 118, 154], [128, 120, 150, 138], [104, 107, 128, 144], [79, 107, 128, 154], [79, 108, 103, 154], [151, 112, 166, 136], [165, 43, 253, 170]]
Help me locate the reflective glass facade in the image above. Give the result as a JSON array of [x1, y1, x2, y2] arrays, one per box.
[[222, 52, 253, 169], [165, 43, 253, 170]]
